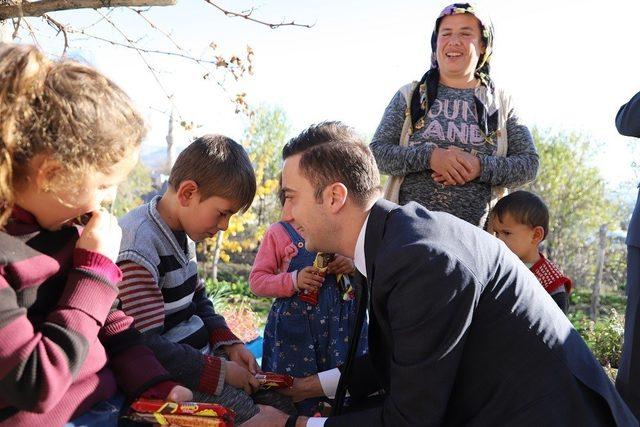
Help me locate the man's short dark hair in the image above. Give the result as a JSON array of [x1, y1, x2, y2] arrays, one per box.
[[282, 121, 381, 206], [169, 134, 256, 211], [492, 191, 550, 239]]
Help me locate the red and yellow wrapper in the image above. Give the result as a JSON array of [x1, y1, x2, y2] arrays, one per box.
[[128, 399, 234, 427], [300, 252, 335, 305], [255, 372, 294, 390]]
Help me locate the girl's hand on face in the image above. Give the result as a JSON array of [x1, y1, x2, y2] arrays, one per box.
[[327, 255, 355, 275], [75, 209, 122, 262], [296, 266, 324, 291]]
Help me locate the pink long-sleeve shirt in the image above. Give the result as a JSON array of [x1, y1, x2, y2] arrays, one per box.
[[250, 222, 301, 298]]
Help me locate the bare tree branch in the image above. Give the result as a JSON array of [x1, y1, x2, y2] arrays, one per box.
[[0, 0, 176, 20], [66, 26, 219, 65], [20, 18, 41, 46], [203, 1, 313, 29], [93, 8, 186, 122], [43, 14, 68, 55]]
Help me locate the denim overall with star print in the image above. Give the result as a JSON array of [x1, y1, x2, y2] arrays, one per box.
[[261, 221, 367, 415]]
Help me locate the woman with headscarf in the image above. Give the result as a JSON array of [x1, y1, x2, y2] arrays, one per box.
[[370, 3, 538, 228]]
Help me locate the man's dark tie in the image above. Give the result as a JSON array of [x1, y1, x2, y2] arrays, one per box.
[[332, 271, 368, 416]]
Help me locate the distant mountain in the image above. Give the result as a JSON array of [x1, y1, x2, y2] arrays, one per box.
[[140, 144, 186, 171]]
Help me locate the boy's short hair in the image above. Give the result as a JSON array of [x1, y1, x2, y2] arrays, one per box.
[[492, 190, 550, 239], [169, 134, 256, 211], [281, 121, 381, 207]]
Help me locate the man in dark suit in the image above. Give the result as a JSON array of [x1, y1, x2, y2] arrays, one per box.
[[259, 122, 636, 427], [615, 91, 640, 419]]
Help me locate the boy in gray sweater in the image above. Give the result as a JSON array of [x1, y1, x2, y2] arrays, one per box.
[[117, 135, 293, 424]]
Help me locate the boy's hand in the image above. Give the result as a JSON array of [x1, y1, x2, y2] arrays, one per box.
[[224, 343, 258, 374], [166, 385, 193, 402], [225, 360, 260, 394], [327, 254, 355, 275], [75, 209, 122, 262], [297, 266, 324, 291]]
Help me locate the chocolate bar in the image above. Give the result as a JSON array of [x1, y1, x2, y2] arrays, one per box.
[[255, 372, 294, 390], [128, 399, 234, 427], [300, 252, 335, 305]]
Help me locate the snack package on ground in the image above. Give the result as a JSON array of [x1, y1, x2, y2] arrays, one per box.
[[127, 399, 234, 427], [255, 372, 294, 390], [300, 252, 334, 305]]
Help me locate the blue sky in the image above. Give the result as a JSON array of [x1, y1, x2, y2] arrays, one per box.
[[16, 0, 640, 187]]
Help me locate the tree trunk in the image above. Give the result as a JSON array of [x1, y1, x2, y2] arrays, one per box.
[[0, 0, 176, 19], [165, 108, 175, 173], [590, 224, 607, 321], [211, 231, 224, 282]]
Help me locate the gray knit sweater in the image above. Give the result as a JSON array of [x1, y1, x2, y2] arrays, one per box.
[[117, 196, 241, 394], [371, 84, 539, 227]]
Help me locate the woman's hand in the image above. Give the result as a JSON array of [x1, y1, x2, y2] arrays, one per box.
[[431, 147, 481, 185]]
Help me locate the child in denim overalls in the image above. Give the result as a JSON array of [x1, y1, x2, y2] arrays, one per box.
[[250, 220, 367, 415]]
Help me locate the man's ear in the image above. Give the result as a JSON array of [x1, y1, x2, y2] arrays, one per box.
[[326, 182, 348, 213], [532, 226, 545, 245], [176, 180, 199, 207]]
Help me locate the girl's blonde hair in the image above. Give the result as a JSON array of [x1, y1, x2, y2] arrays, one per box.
[[0, 43, 147, 228]]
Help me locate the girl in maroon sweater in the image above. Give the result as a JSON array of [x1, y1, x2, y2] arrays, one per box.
[[0, 43, 191, 426]]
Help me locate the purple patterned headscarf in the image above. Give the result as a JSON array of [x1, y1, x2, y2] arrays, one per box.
[[409, 3, 498, 138], [430, 2, 494, 80]]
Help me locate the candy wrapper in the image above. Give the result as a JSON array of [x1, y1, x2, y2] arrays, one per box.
[[255, 372, 294, 390], [127, 399, 235, 427], [300, 252, 334, 305], [339, 275, 355, 301]]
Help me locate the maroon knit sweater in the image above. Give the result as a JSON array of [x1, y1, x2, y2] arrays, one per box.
[[0, 207, 173, 425]]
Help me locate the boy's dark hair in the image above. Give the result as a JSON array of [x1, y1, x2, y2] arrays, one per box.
[[281, 121, 380, 206], [492, 190, 550, 239], [169, 134, 256, 212]]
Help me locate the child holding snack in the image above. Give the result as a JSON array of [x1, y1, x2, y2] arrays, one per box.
[[250, 189, 367, 415], [117, 135, 294, 424], [491, 190, 572, 313], [0, 43, 191, 426]]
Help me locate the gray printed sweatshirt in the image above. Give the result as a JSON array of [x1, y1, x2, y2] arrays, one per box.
[[370, 84, 539, 227]]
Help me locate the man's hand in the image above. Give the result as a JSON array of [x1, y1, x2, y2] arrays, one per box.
[[225, 360, 260, 394], [297, 266, 324, 291], [242, 405, 298, 427], [431, 147, 482, 185], [278, 375, 324, 403], [224, 342, 258, 374], [327, 254, 355, 275]]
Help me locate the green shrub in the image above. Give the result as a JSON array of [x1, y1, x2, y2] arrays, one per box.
[[205, 277, 254, 300], [571, 309, 624, 369]]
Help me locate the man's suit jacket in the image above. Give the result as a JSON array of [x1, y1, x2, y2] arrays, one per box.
[[327, 199, 636, 426], [615, 92, 640, 418]]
